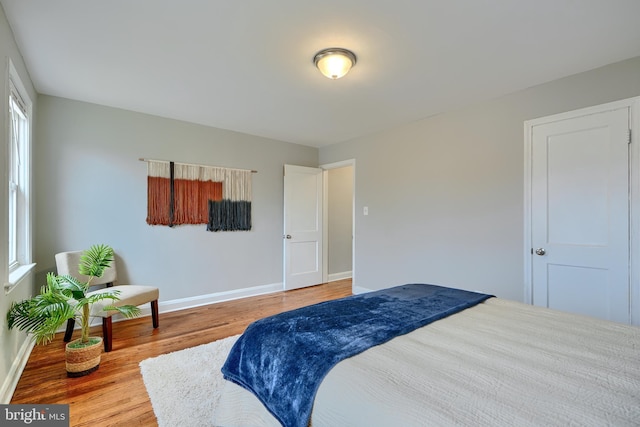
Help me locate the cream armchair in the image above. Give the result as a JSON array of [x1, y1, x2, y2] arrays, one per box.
[[55, 250, 159, 352]]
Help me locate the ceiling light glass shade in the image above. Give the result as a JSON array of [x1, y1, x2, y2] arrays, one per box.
[[313, 48, 357, 79]]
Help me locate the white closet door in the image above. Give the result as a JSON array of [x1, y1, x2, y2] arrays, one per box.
[[531, 106, 630, 323]]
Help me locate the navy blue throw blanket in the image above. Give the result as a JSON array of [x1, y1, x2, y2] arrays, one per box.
[[221, 284, 493, 427]]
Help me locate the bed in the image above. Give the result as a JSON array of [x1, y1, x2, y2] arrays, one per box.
[[213, 284, 640, 427]]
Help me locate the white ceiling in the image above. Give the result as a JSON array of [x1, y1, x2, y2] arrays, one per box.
[[2, 1, 640, 147]]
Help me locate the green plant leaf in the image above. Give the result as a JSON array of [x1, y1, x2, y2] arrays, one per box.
[[85, 291, 121, 305], [6, 295, 76, 345], [102, 304, 141, 319], [78, 244, 114, 279]]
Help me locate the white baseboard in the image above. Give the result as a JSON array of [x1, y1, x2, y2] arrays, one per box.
[[108, 282, 284, 321], [154, 282, 283, 315], [328, 271, 352, 282], [352, 285, 373, 295], [1, 337, 35, 404]]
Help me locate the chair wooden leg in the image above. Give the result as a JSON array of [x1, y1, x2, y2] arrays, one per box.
[[63, 319, 75, 342], [151, 300, 159, 328], [102, 317, 113, 352]]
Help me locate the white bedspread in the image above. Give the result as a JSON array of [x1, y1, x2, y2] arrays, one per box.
[[214, 298, 640, 426]]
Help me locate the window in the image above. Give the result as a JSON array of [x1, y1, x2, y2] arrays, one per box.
[[7, 61, 32, 276]]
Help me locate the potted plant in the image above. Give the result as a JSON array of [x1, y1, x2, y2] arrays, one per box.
[[6, 244, 140, 377]]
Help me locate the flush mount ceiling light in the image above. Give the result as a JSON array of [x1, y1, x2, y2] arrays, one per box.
[[313, 48, 357, 80]]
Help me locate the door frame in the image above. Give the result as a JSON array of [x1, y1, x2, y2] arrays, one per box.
[[523, 96, 640, 325], [320, 159, 356, 288]]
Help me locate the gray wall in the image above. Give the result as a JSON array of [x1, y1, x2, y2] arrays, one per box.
[[320, 56, 640, 302], [0, 4, 38, 403], [34, 96, 318, 301], [327, 166, 353, 277]]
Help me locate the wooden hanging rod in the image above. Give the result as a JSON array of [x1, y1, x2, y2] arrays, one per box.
[[139, 158, 257, 173]]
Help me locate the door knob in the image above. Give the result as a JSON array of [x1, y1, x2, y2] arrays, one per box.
[[535, 248, 546, 256], [285, 234, 292, 239]]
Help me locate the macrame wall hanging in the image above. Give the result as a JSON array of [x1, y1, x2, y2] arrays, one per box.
[[143, 159, 253, 231]]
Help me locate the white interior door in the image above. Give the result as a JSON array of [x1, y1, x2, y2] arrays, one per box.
[[530, 106, 630, 323], [283, 164, 323, 290]]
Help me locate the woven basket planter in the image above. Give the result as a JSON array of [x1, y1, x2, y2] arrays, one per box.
[[65, 337, 103, 378]]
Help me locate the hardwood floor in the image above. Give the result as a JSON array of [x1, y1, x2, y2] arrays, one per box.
[[11, 279, 352, 426]]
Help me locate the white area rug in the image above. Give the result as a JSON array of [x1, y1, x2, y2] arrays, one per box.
[[140, 335, 240, 427]]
